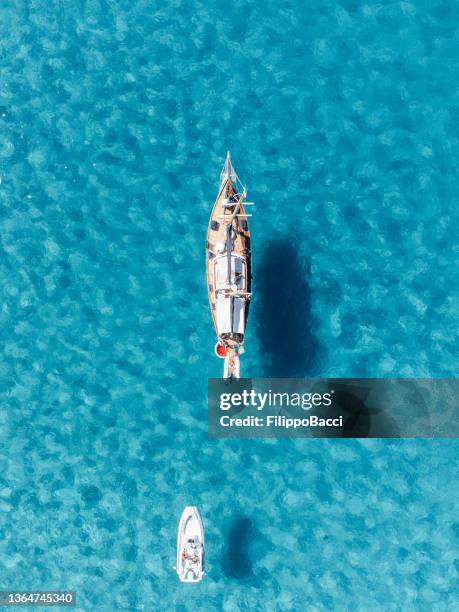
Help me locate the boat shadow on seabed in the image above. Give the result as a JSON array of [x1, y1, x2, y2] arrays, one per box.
[[221, 517, 255, 580], [255, 239, 320, 377], [255, 239, 404, 436]]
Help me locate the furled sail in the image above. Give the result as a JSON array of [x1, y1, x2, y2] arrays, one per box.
[[219, 151, 237, 188]]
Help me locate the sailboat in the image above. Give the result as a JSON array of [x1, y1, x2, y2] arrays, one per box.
[[206, 153, 253, 378], [175, 507, 205, 583]]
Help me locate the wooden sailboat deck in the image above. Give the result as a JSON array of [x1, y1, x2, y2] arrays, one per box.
[[206, 178, 252, 345]]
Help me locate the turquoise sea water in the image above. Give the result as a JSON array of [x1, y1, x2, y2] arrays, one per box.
[[0, 0, 458, 609]]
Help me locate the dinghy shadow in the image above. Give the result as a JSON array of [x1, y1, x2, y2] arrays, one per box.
[[255, 239, 320, 377], [221, 517, 255, 580]]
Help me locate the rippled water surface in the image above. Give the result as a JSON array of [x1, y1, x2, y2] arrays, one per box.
[[0, 1, 458, 609]]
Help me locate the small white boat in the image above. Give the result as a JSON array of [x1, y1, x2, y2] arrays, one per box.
[[175, 506, 205, 583], [206, 152, 253, 378]]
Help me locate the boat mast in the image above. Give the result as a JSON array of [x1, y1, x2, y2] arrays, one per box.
[[226, 222, 233, 333]]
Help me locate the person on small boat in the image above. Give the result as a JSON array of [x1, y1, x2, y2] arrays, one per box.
[[182, 539, 199, 564]]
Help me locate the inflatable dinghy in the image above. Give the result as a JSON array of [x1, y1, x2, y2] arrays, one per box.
[[176, 506, 205, 583]]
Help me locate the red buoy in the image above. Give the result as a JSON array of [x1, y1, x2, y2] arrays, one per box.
[[215, 342, 227, 358]]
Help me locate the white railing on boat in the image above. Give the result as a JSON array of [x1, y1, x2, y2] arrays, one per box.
[[217, 214, 252, 218]]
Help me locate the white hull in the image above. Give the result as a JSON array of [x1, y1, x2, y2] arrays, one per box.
[[206, 153, 252, 379], [224, 352, 240, 378], [176, 507, 205, 583]]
